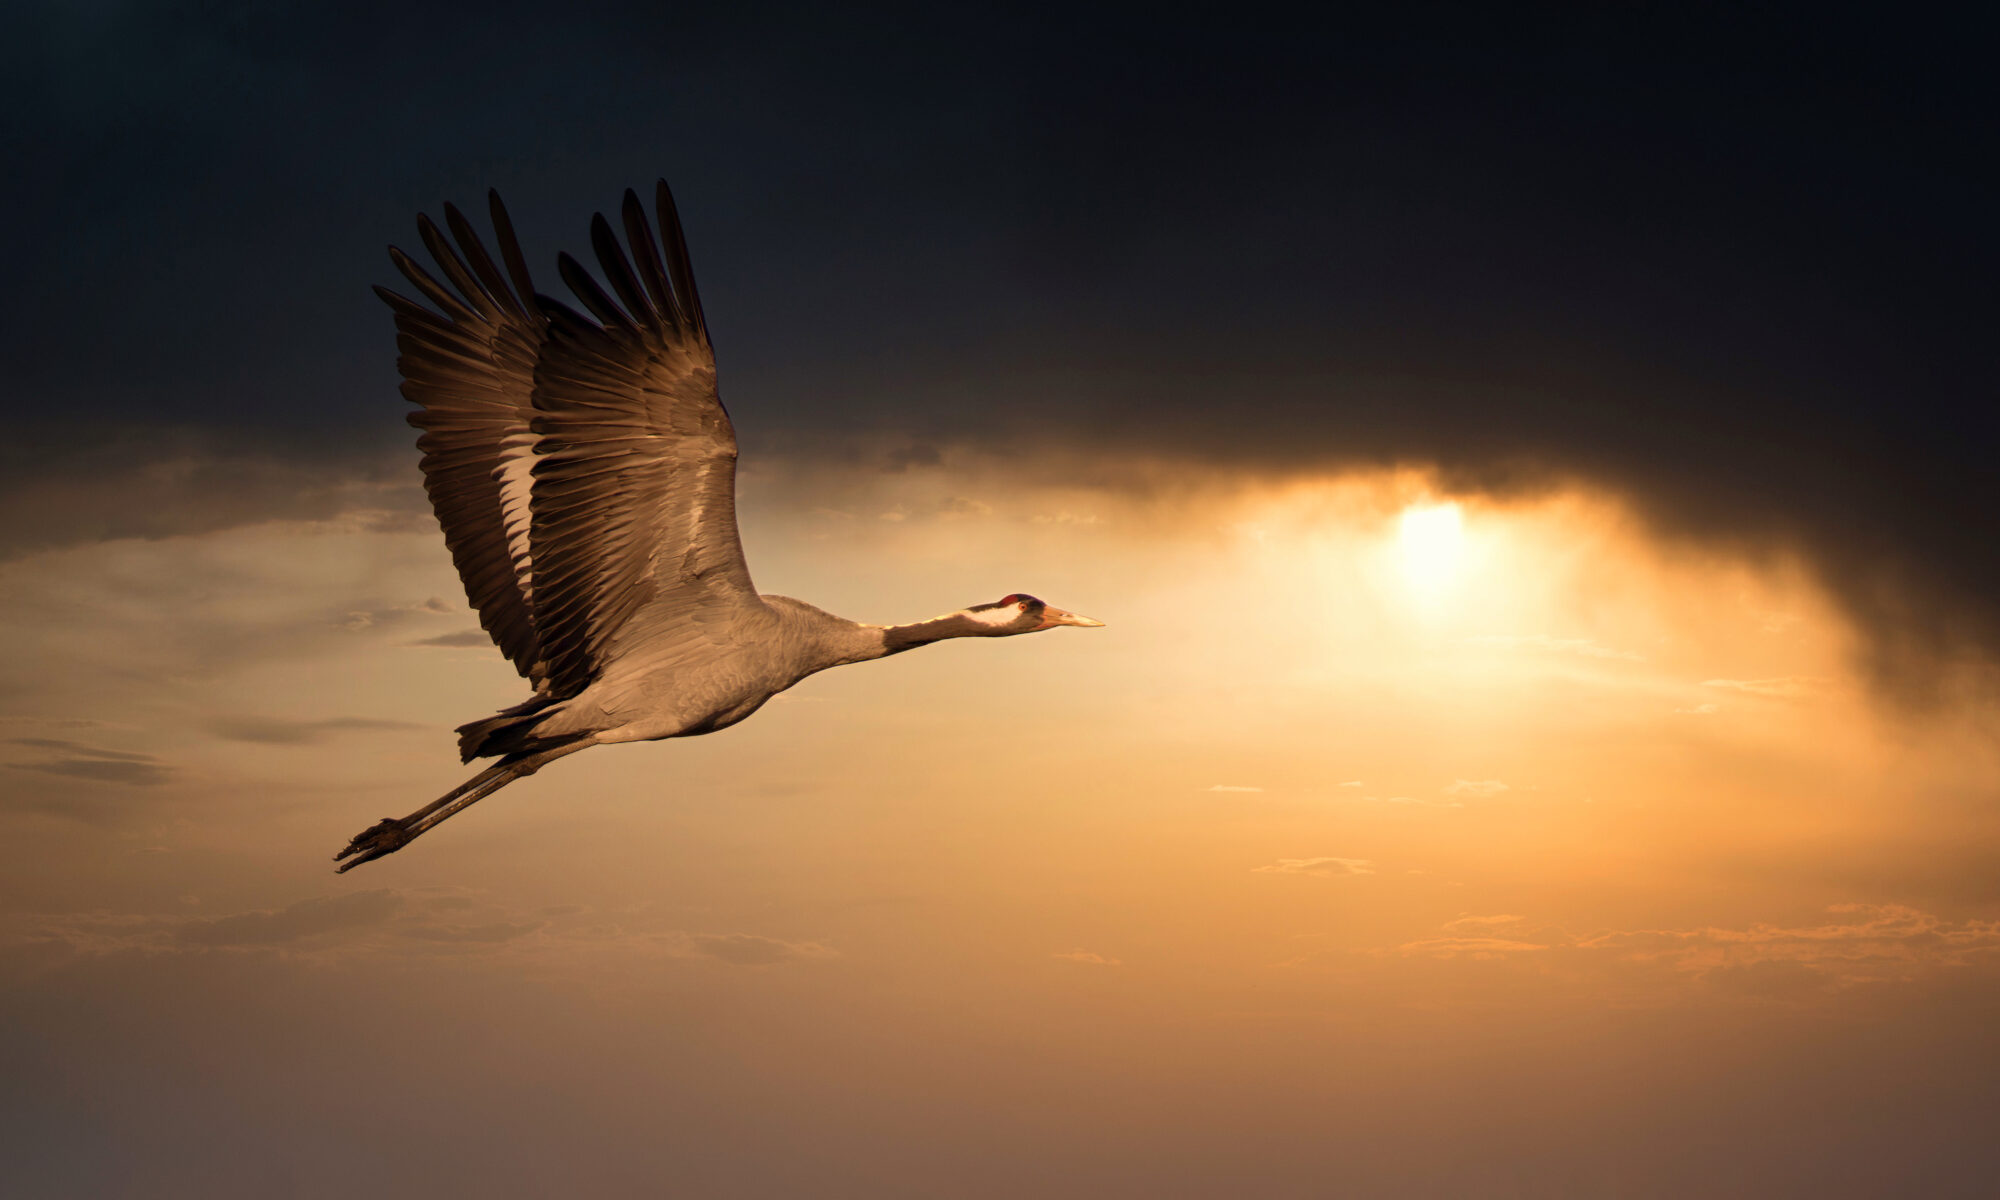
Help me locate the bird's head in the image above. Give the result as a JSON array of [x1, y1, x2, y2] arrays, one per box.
[[962, 593, 1105, 636]]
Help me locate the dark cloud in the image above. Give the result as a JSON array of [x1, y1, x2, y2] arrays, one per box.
[[0, 430, 426, 562], [3, 4, 1994, 693], [5, 739, 171, 788], [881, 445, 942, 473], [205, 715, 424, 746]]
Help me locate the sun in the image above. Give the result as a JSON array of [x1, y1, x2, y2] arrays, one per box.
[[1398, 502, 1466, 598]]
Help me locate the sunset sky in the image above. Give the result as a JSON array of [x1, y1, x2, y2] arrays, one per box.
[[5, 5, 1998, 1197]]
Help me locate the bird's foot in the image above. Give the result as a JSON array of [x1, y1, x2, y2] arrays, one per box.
[[334, 816, 413, 873]]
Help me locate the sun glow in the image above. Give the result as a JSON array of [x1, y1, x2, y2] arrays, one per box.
[[1398, 502, 1466, 598]]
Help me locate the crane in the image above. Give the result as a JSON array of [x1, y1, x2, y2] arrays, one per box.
[[336, 182, 1101, 872]]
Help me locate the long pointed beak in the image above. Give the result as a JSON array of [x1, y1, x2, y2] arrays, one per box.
[[1035, 607, 1106, 630]]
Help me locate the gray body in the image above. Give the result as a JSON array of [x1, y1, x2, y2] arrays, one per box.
[[541, 597, 884, 747], [335, 182, 1098, 872]]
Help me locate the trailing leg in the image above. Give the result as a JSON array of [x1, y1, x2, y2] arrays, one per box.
[[333, 742, 589, 873]]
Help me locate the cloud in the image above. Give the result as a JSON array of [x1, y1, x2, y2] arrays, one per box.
[[8, 4, 1998, 709], [1031, 511, 1104, 525], [5, 739, 171, 788], [1702, 677, 1830, 698], [1381, 795, 1460, 809], [1400, 936, 1550, 960], [1441, 779, 1511, 800], [1053, 949, 1122, 966], [204, 716, 424, 746], [6, 890, 570, 964], [1338, 780, 1364, 788], [882, 444, 942, 473], [0, 434, 425, 562], [1205, 784, 1264, 793], [1254, 857, 1375, 877], [4, 893, 408, 960], [0, 717, 109, 731], [1674, 702, 1720, 715], [937, 496, 992, 518], [411, 631, 494, 648], [664, 932, 838, 966], [1393, 904, 2000, 991], [400, 921, 543, 944], [179, 891, 405, 947], [9, 760, 171, 787], [1464, 635, 1645, 661], [336, 598, 472, 635], [11, 738, 152, 762]]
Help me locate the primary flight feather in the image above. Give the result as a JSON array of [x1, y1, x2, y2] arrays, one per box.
[[337, 181, 1102, 872]]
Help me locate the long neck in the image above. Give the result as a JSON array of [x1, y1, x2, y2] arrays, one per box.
[[878, 611, 988, 657], [763, 596, 984, 670]]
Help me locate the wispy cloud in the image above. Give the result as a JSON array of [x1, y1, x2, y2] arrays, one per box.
[[410, 630, 493, 648], [1393, 904, 2000, 992], [937, 496, 993, 518], [1441, 779, 1510, 800], [1053, 949, 1122, 966], [1400, 936, 1550, 960], [1379, 795, 1460, 808], [1031, 511, 1104, 525], [1702, 676, 1830, 698], [1254, 857, 1375, 877], [663, 932, 838, 966], [1441, 914, 1525, 932], [6, 738, 171, 787], [204, 716, 424, 746], [7, 890, 854, 973], [1205, 784, 1264, 793], [1465, 634, 1645, 661], [179, 891, 405, 947]]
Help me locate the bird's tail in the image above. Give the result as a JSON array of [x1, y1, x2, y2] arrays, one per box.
[[333, 741, 588, 873], [454, 693, 563, 762]]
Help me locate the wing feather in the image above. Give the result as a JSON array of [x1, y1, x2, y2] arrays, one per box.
[[379, 179, 757, 699], [377, 198, 549, 686], [525, 182, 762, 695]]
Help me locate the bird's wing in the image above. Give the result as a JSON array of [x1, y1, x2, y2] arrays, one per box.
[[526, 181, 764, 696], [376, 194, 550, 688]]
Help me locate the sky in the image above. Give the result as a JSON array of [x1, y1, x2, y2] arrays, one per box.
[[4, 4, 1998, 1197]]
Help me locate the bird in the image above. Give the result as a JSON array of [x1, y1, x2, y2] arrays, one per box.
[[335, 181, 1103, 872]]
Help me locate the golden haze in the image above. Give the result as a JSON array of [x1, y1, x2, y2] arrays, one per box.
[[2, 452, 1996, 1195]]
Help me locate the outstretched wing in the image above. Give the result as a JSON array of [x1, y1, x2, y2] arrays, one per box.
[[527, 182, 764, 697], [376, 193, 549, 687]]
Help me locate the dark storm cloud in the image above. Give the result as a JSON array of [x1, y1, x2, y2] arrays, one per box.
[[0, 429, 424, 561], [5, 4, 1994, 689]]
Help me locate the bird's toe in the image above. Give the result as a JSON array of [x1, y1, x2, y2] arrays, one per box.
[[333, 817, 413, 872]]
